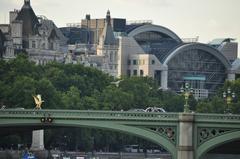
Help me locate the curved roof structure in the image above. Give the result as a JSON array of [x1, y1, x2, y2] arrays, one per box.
[[209, 38, 236, 47], [163, 43, 231, 69], [127, 24, 182, 43], [231, 58, 240, 73]]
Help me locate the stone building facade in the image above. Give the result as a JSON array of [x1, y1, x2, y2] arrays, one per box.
[[0, 0, 67, 64]]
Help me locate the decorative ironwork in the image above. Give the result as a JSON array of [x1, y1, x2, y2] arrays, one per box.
[[198, 127, 235, 146], [149, 126, 177, 145]]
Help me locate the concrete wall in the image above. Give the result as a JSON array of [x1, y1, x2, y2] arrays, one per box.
[[128, 54, 163, 77], [117, 36, 145, 77]]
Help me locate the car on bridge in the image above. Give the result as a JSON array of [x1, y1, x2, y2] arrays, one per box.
[[145, 107, 166, 113]]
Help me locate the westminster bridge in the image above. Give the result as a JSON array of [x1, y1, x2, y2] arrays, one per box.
[[1, 109, 240, 159]]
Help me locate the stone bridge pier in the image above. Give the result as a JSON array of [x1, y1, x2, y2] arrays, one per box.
[[178, 113, 194, 159], [31, 130, 44, 151]]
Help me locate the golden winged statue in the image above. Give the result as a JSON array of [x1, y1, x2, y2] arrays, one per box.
[[33, 94, 44, 109]]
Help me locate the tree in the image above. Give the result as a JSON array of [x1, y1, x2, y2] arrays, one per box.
[[62, 86, 82, 109], [36, 78, 63, 109], [98, 85, 134, 110], [8, 76, 36, 108], [119, 77, 156, 108]]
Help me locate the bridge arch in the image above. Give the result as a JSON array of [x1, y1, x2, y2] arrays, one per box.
[[2, 120, 177, 159], [196, 130, 240, 159]]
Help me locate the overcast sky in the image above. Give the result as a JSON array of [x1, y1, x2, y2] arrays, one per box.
[[0, 0, 239, 53]]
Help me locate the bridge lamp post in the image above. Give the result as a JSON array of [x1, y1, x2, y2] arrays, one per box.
[[180, 82, 193, 113], [223, 88, 235, 114]]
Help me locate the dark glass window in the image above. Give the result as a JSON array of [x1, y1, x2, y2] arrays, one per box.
[[140, 70, 144, 76], [133, 60, 137, 65], [133, 70, 137, 75], [152, 60, 155, 65]]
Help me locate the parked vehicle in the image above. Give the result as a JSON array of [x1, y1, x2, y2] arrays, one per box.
[[124, 145, 143, 153]]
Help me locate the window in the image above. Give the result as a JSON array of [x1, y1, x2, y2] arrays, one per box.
[[152, 60, 155, 65], [140, 70, 144, 76], [133, 60, 137, 65], [32, 41, 36, 48], [42, 43, 45, 49], [133, 70, 137, 75], [49, 42, 54, 50], [110, 52, 113, 62], [128, 60, 131, 65]]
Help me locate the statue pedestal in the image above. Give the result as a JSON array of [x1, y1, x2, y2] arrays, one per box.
[[30, 130, 44, 151]]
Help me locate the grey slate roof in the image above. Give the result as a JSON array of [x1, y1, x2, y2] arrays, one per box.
[[15, 0, 39, 37], [101, 10, 116, 45], [38, 18, 68, 45]]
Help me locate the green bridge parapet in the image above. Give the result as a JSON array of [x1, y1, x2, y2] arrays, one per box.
[[195, 113, 240, 123], [0, 109, 179, 122]]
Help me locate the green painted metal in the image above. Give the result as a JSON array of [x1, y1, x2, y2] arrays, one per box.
[[0, 109, 179, 159], [195, 113, 240, 159], [2, 110, 240, 159], [196, 131, 240, 159]]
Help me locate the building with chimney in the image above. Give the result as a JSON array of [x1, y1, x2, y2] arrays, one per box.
[[0, 0, 67, 64]]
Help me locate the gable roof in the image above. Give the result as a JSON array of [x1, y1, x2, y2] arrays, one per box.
[[15, 0, 39, 37]]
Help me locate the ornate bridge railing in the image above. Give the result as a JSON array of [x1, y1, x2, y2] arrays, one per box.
[[0, 109, 179, 122], [195, 113, 240, 123]]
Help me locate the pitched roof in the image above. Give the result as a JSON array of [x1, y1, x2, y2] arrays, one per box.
[[48, 29, 59, 40], [100, 10, 116, 46], [15, 0, 39, 37]]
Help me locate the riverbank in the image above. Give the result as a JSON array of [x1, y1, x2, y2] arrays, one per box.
[[0, 150, 171, 159]]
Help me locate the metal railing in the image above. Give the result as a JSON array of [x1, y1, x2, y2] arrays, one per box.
[[0, 109, 179, 121]]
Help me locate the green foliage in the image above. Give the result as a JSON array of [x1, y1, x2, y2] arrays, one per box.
[[196, 96, 225, 113], [62, 86, 82, 109], [0, 55, 111, 109], [98, 85, 134, 110], [4, 55, 240, 152]]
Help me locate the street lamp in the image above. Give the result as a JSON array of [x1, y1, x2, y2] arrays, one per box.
[[223, 88, 235, 114], [180, 82, 193, 113]]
